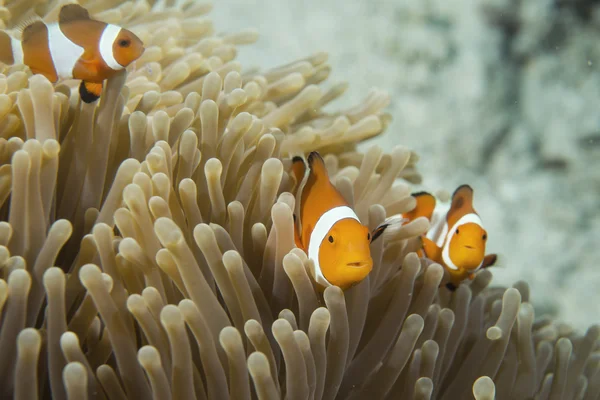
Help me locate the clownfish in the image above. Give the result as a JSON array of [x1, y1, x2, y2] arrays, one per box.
[[291, 152, 397, 290], [403, 185, 497, 290], [0, 4, 144, 103]]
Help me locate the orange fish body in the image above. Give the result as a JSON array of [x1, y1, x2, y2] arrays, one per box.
[[292, 152, 388, 290], [403, 185, 497, 290], [0, 4, 144, 103]]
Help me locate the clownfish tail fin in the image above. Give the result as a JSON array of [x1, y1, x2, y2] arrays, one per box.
[[79, 81, 103, 103], [0, 31, 18, 65], [307, 151, 328, 179]]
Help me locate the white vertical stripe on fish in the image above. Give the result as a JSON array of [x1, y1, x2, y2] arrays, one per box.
[[47, 22, 84, 79], [99, 24, 123, 71], [441, 213, 483, 271], [425, 201, 450, 247], [308, 205, 360, 287]]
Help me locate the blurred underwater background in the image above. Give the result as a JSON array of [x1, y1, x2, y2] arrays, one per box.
[[213, 0, 600, 330]]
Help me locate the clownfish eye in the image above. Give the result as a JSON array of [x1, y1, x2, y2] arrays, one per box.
[[456, 228, 460, 235], [367, 233, 371, 241], [328, 235, 334, 243], [118, 39, 131, 47], [482, 234, 487, 240]]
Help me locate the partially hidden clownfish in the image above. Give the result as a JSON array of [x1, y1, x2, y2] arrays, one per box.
[[402, 185, 497, 290], [0, 4, 144, 103], [291, 152, 400, 290]]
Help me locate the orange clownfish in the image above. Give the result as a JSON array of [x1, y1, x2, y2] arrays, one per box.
[[403, 185, 497, 291], [0, 4, 144, 103], [291, 152, 395, 290]]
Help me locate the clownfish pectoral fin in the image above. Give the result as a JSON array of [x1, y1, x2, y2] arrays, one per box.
[[73, 55, 101, 78], [370, 215, 407, 243], [370, 224, 387, 243], [80, 50, 98, 62], [291, 156, 306, 191], [59, 4, 91, 24], [482, 253, 498, 269], [403, 192, 436, 222], [421, 236, 442, 261], [79, 81, 102, 103]]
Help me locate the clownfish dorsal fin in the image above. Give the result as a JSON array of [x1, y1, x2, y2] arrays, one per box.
[[59, 3, 91, 24], [21, 20, 46, 44], [403, 191, 436, 222], [306, 151, 328, 181], [446, 184, 476, 227]]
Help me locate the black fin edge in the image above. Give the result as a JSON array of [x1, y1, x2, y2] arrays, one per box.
[[482, 254, 498, 269], [370, 224, 388, 243], [451, 184, 473, 199], [79, 81, 100, 103], [445, 282, 457, 292], [411, 191, 432, 197], [307, 151, 324, 168]]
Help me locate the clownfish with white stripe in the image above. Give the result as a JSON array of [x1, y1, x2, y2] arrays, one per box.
[[0, 4, 144, 103], [403, 185, 498, 291], [291, 152, 400, 290]]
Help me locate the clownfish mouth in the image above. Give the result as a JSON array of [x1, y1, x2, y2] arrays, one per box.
[[346, 261, 369, 268], [464, 245, 475, 249]]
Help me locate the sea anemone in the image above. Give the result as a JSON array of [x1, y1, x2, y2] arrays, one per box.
[[0, 1, 597, 399]]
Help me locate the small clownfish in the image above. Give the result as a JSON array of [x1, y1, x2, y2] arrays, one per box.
[[0, 4, 144, 103], [291, 152, 396, 290], [403, 185, 498, 291]]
